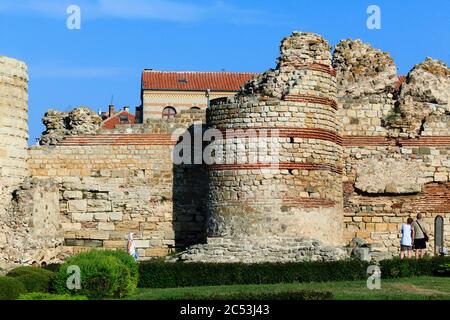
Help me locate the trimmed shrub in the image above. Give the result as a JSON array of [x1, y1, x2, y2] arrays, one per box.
[[6, 267, 56, 293], [44, 263, 61, 273], [99, 250, 139, 293], [17, 293, 88, 300], [0, 276, 27, 300], [54, 250, 137, 299], [435, 262, 450, 277], [138, 259, 370, 288], [380, 256, 450, 279]]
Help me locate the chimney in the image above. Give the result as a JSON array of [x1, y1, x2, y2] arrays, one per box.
[[108, 105, 115, 118]]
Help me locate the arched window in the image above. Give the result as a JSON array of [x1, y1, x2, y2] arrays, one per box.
[[162, 106, 177, 120], [435, 215, 444, 255], [190, 106, 201, 111]]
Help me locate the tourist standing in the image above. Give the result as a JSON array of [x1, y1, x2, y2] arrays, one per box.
[[400, 218, 414, 259], [413, 213, 429, 259], [127, 232, 139, 261]]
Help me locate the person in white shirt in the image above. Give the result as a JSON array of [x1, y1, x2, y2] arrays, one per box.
[[400, 218, 414, 259], [127, 232, 138, 261]]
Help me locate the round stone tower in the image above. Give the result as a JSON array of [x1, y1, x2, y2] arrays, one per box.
[[206, 32, 344, 247], [0, 56, 29, 189]]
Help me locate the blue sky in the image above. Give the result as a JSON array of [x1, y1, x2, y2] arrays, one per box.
[[0, 0, 449, 144]]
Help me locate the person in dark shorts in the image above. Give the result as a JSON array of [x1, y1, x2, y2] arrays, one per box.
[[413, 213, 428, 259]]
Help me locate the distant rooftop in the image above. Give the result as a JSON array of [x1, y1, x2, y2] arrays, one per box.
[[141, 70, 257, 92]]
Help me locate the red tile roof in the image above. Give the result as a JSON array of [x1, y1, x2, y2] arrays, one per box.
[[101, 110, 136, 129], [142, 70, 257, 92]]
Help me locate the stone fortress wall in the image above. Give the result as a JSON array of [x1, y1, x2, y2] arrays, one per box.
[[26, 110, 208, 260], [0, 32, 449, 270], [334, 40, 450, 258]]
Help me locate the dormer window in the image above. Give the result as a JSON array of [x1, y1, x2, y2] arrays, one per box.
[[119, 115, 129, 123]]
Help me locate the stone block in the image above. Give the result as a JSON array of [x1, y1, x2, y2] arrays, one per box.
[[140, 223, 157, 231], [89, 231, 110, 240], [61, 222, 82, 231], [356, 230, 370, 239], [94, 212, 108, 222], [71, 213, 94, 222], [103, 240, 126, 248], [84, 240, 104, 248], [65, 239, 85, 246], [434, 172, 448, 182], [87, 199, 112, 212], [134, 240, 150, 248], [375, 223, 388, 231], [144, 247, 170, 257], [67, 200, 87, 213], [98, 222, 115, 231], [63, 190, 83, 200], [110, 212, 123, 221]]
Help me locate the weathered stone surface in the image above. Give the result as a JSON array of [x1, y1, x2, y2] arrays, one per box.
[[333, 39, 398, 97], [39, 107, 102, 145], [63, 190, 83, 200], [351, 247, 371, 262], [241, 32, 333, 99], [176, 237, 349, 263], [355, 158, 422, 194], [67, 200, 88, 213], [1, 33, 449, 271], [0, 178, 66, 271], [387, 58, 450, 136]]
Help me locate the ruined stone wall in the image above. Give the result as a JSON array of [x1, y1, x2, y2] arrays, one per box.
[[206, 32, 343, 246], [27, 110, 208, 259], [2, 34, 449, 268], [0, 57, 29, 193], [0, 57, 31, 271], [334, 40, 450, 257]]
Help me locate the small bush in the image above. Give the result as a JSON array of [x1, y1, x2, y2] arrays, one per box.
[[138, 259, 370, 288], [6, 267, 56, 293], [54, 250, 137, 299], [44, 263, 61, 273], [99, 250, 139, 294], [380, 256, 450, 279], [17, 293, 88, 300], [0, 276, 27, 300], [434, 262, 450, 277]]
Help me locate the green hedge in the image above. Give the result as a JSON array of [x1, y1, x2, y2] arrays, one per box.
[[138, 260, 370, 288], [380, 256, 450, 278], [6, 267, 56, 293], [17, 293, 88, 300], [54, 250, 138, 299], [0, 276, 27, 300], [99, 249, 139, 293], [435, 262, 450, 277]]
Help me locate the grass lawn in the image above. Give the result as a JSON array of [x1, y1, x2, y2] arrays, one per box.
[[128, 277, 450, 300]]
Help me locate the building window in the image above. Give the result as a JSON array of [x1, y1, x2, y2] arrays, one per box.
[[119, 115, 129, 123], [190, 106, 201, 111], [162, 106, 177, 120]]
